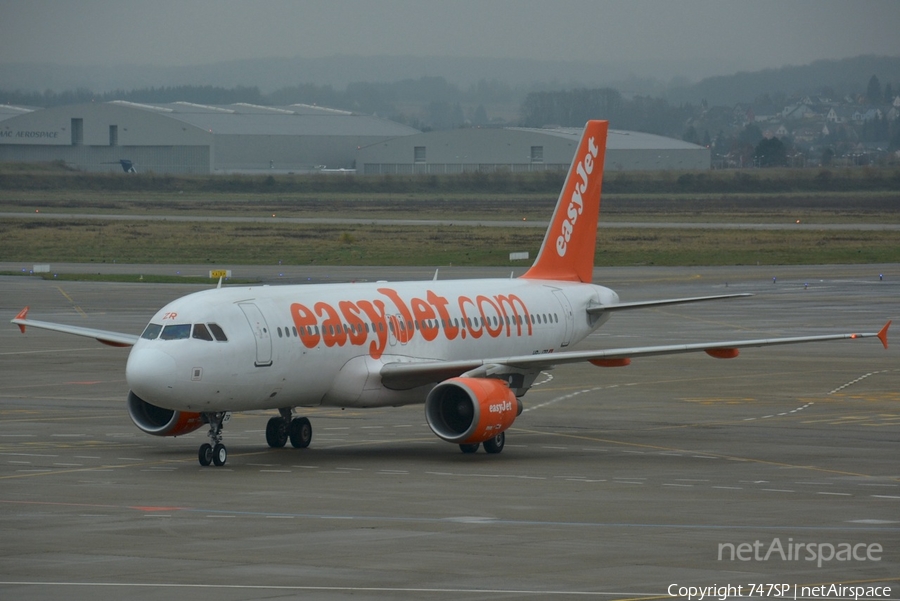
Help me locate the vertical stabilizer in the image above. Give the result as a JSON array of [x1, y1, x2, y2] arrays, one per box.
[[522, 120, 608, 283]]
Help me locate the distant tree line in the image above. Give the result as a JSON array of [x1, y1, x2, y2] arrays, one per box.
[[1, 76, 517, 131], [3, 55, 899, 164], [519, 88, 695, 137], [1, 85, 266, 108], [664, 55, 900, 106], [5, 81, 690, 137]]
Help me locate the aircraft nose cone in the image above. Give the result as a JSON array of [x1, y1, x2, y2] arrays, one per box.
[[126, 347, 178, 404]]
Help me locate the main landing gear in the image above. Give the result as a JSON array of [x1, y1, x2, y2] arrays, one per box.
[[265, 408, 313, 450], [459, 432, 505, 454], [198, 412, 229, 467]]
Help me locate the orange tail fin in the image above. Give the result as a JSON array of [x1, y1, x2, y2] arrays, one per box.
[[522, 120, 608, 283]]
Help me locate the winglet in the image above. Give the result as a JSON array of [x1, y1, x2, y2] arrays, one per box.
[[877, 320, 891, 349], [522, 120, 608, 283], [14, 306, 29, 333]]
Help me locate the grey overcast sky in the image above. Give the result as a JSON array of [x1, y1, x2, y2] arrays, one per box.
[[2, 0, 899, 78]]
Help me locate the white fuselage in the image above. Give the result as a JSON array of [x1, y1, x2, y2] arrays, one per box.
[[125, 278, 618, 413]]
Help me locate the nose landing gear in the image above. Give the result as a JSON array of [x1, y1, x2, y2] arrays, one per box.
[[197, 409, 313, 467], [198, 412, 229, 467]]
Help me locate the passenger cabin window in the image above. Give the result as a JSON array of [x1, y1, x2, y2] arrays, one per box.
[[160, 324, 191, 340], [141, 323, 163, 340]]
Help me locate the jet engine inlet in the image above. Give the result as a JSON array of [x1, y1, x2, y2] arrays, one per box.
[[127, 391, 205, 437], [424, 377, 520, 445]]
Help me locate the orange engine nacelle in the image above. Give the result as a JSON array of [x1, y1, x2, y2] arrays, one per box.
[[127, 391, 205, 437], [425, 377, 522, 445]]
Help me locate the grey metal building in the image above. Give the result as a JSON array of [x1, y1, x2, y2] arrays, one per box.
[[356, 127, 710, 174], [0, 101, 419, 174], [1, 103, 708, 174]]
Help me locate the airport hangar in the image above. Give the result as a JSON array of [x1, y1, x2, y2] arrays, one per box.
[[357, 126, 710, 174], [0, 101, 420, 174], [0, 101, 709, 174]]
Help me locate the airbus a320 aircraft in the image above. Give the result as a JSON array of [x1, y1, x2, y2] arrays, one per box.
[[12, 120, 890, 467]]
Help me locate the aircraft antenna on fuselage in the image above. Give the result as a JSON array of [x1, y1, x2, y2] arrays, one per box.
[[521, 120, 608, 283]]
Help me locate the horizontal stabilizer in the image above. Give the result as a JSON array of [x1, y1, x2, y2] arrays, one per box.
[[587, 293, 753, 315]]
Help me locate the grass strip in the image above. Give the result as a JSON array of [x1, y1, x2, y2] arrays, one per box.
[[0, 271, 259, 285], [2, 217, 899, 267]]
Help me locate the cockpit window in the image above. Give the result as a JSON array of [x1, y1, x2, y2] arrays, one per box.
[[160, 324, 192, 340], [208, 323, 228, 342], [192, 323, 214, 341], [141, 323, 163, 340], [146, 322, 227, 342]]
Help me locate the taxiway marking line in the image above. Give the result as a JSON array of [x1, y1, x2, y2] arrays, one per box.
[[4, 498, 900, 533], [509, 426, 900, 482], [0, 581, 653, 597], [55, 286, 88, 318]]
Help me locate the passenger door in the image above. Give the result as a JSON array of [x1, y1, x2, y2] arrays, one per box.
[[238, 302, 273, 367]]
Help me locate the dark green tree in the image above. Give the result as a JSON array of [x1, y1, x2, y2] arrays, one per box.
[[682, 125, 700, 145], [471, 104, 489, 125], [754, 137, 787, 167], [867, 75, 882, 104], [737, 123, 763, 147], [713, 130, 728, 154], [889, 128, 900, 152]]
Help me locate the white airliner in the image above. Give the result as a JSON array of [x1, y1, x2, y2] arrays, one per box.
[[12, 120, 890, 467]]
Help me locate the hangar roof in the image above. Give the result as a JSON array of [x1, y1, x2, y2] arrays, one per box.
[[105, 100, 418, 137], [0, 105, 34, 122], [509, 127, 705, 151]]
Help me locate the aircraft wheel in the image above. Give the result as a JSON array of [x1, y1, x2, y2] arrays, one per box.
[[213, 443, 228, 467], [289, 417, 312, 449], [459, 443, 480, 454], [199, 443, 213, 466], [482, 432, 505, 454], [266, 416, 288, 448]]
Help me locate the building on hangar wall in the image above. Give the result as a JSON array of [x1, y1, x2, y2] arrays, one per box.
[[0, 101, 420, 174], [356, 127, 710, 174]]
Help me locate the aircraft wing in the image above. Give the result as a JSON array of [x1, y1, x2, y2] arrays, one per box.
[[11, 307, 138, 348], [587, 293, 753, 314], [380, 321, 890, 390]]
